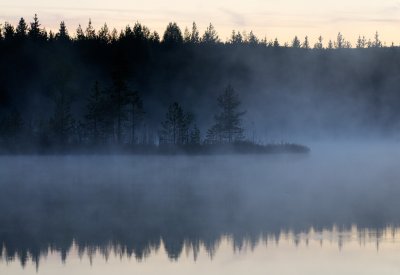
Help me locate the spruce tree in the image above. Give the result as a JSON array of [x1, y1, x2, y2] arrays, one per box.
[[15, 18, 28, 39], [56, 21, 70, 41], [202, 23, 219, 43]]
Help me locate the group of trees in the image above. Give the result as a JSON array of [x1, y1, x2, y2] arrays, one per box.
[[0, 15, 389, 48], [0, 76, 246, 150], [160, 85, 246, 146]]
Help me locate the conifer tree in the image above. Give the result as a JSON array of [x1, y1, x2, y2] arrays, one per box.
[[190, 22, 200, 43], [56, 21, 69, 41], [292, 36, 301, 48], [163, 22, 183, 44], [207, 85, 245, 144], [202, 23, 219, 43], [15, 18, 28, 39]]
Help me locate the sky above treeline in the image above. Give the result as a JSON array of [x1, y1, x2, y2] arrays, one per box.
[[1, 0, 400, 44]]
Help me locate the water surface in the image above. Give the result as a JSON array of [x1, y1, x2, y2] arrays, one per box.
[[1, 143, 400, 274]]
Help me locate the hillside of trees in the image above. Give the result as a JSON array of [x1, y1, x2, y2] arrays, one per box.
[[0, 15, 400, 152]]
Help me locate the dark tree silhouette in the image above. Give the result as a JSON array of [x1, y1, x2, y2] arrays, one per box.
[[190, 22, 200, 43], [28, 14, 46, 41], [292, 36, 301, 48], [3, 22, 15, 40], [207, 85, 245, 144], [98, 23, 110, 43], [55, 21, 70, 41], [202, 23, 219, 43], [160, 102, 194, 145], [15, 18, 28, 39], [163, 22, 183, 44], [85, 19, 96, 40], [76, 24, 85, 40]]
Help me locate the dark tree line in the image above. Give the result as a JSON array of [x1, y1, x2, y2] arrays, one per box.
[[1, 15, 400, 151]]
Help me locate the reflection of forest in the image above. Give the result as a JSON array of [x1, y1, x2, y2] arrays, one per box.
[[1, 155, 400, 267]]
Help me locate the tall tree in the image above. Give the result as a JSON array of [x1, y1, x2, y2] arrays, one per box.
[[230, 30, 243, 44], [202, 23, 219, 43], [55, 21, 69, 41], [163, 22, 183, 44], [98, 23, 110, 43], [291, 36, 301, 48], [15, 18, 28, 39], [76, 25, 85, 41], [160, 102, 193, 145], [356, 36, 366, 48], [247, 31, 259, 45], [314, 36, 323, 49], [3, 22, 15, 40], [302, 36, 310, 49], [183, 27, 191, 43], [28, 14, 45, 40], [190, 22, 200, 43], [85, 19, 96, 40], [207, 85, 245, 144], [372, 31, 382, 48], [273, 38, 280, 47]]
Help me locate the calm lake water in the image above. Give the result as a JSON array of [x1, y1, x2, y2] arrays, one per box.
[[2, 143, 400, 274]]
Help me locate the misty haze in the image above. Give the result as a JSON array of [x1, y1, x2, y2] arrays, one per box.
[[2, 10, 400, 275]]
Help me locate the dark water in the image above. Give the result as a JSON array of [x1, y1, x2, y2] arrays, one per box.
[[2, 143, 400, 274]]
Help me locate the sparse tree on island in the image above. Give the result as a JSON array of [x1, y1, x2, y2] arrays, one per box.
[[206, 85, 246, 144], [160, 102, 194, 145]]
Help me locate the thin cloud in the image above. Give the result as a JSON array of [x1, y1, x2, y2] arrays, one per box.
[[219, 8, 247, 27]]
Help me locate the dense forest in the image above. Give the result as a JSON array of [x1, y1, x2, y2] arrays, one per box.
[[1, 15, 400, 152]]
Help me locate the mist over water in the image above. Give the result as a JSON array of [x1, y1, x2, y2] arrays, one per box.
[[1, 141, 400, 272]]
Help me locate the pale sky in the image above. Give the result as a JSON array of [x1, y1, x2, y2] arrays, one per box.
[[1, 0, 400, 45]]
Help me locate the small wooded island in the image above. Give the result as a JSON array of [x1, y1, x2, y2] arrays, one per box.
[[0, 81, 309, 154]]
